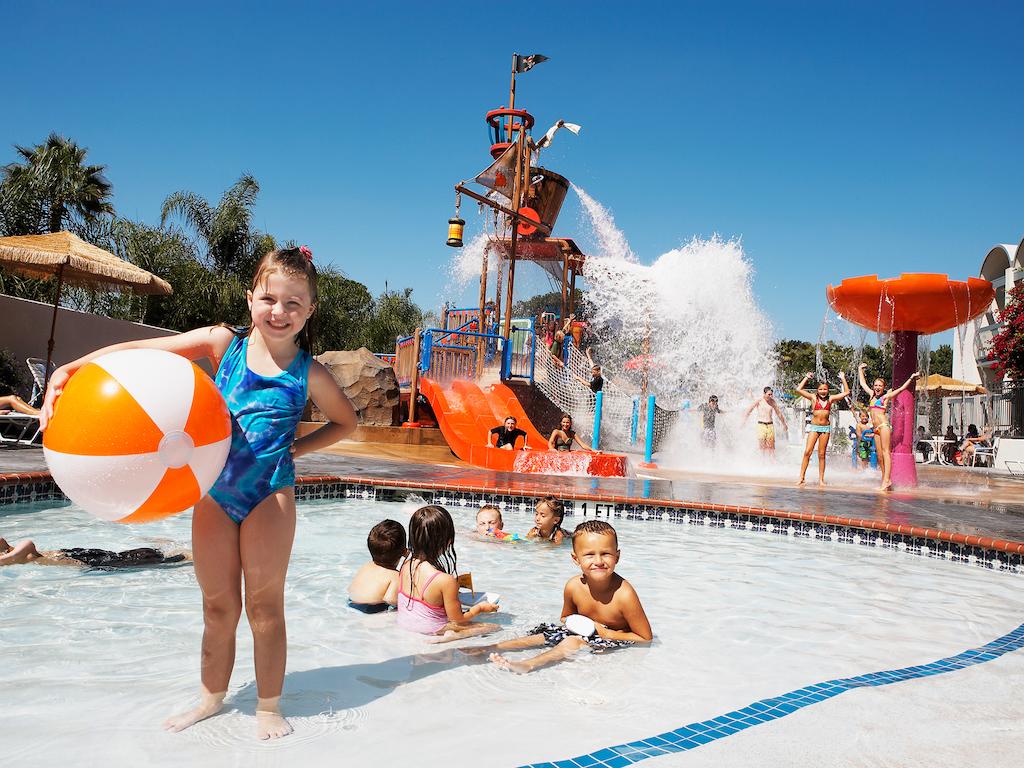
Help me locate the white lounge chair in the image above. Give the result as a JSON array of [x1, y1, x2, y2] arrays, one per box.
[[0, 412, 41, 446]]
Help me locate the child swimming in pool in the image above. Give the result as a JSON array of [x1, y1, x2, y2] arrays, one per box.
[[348, 520, 407, 613], [526, 496, 571, 544], [475, 505, 504, 536], [40, 246, 358, 740], [480, 520, 652, 673], [794, 371, 850, 486], [398, 505, 500, 642]]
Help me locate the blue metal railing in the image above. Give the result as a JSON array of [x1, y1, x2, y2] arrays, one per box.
[[505, 321, 536, 382]]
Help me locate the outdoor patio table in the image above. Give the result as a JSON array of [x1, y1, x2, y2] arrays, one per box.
[[927, 437, 954, 465]]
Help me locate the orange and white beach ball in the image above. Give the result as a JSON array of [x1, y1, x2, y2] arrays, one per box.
[[43, 349, 231, 523]]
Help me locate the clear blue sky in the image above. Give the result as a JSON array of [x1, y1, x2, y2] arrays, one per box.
[[3, 1, 1022, 341]]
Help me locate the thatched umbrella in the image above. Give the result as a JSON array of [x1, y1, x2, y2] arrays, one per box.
[[916, 373, 988, 396], [0, 230, 173, 388]]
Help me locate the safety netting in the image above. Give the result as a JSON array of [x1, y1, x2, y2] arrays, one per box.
[[533, 339, 678, 452]]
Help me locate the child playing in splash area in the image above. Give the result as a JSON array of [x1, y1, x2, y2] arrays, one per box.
[[853, 410, 876, 469], [857, 363, 920, 491], [397, 505, 500, 642], [484, 520, 652, 674], [527, 496, 572, 544], [41, 246, 358, 740], [794, 371, 850, 486], [348, 520, 407, 613]]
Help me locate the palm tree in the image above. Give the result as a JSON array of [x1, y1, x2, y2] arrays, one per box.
[[0, 133, 114, 234], [161, 174, 274, 276]]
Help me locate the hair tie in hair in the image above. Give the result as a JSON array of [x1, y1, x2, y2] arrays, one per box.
[[299, 245, 313, 262]]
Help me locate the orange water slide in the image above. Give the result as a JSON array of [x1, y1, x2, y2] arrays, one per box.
[[417, 377, 628, 476]]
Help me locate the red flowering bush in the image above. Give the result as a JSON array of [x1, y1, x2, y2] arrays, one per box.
[[989, 284, 1024, 380]]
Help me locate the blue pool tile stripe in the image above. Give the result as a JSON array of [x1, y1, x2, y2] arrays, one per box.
[[524, 621, 1024, 768]]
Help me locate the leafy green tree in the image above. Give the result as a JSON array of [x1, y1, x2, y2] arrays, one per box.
[[156, 175, 276, 328], [929, 344, 953, 377], [315, 270, 373, 352], [0, 133, 114, 235], [512, 289, 586, 320], [362, 288, 424, 352], [161, 174, 274, 277]]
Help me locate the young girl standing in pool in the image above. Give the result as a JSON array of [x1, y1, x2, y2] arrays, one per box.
[[41, 246, 357, 740], [398, 505, 500, 641], [794, 371, 849, 486], [857, 363, 920, 491]]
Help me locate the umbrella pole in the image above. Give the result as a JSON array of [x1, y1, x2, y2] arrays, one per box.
[[43, 265, 65, 393]]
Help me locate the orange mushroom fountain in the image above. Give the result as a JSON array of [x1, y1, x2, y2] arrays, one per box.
[[826, 273, 994, 488]]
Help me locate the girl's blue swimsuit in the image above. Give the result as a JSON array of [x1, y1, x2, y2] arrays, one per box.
[[209, 333, 312, 523]]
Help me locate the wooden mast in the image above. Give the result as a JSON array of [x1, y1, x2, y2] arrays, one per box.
[[502, 123, 526, 341]]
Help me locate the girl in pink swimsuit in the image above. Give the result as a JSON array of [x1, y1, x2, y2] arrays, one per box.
[[794, 371, 850, 486], [398, 505, 500, 641]]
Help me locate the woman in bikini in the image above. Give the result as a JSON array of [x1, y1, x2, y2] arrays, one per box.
[[858, 363, 920, 491], [795, 371, 849, 486], [547, 414, 593, 452]]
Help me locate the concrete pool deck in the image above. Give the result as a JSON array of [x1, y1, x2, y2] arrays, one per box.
[[3, 444, 1024, 554]]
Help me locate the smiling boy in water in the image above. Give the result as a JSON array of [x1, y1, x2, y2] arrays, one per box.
[[483, 520, 652, 673]]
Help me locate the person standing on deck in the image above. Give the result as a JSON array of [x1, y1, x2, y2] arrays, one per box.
[[743, 386, 788, 458]]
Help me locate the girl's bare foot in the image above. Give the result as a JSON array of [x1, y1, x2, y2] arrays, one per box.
[[163, 690, 226, 733], [255, 697, 292, 740], [880, 483, 893, 492], [489, 652, 531, 674]]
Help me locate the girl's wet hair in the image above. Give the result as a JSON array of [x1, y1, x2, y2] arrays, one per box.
[[240, 247, 320, 353], [407, 505, 458, 579], [535, 496, 566, 541]]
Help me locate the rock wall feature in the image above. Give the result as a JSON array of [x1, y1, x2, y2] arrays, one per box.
[[312, 348, 400, 426]]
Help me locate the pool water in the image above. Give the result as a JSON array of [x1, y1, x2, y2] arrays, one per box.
[[3, 498, 1023, 766]]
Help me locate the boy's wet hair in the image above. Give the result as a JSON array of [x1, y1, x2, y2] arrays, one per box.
[[407, 505, 458, 576], [572, 519, 618, 549], [477, 504, 503, 527], [367, 519, 406, 568]]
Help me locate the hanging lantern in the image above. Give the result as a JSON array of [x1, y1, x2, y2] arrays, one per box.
[[446, 217, 465, 248]]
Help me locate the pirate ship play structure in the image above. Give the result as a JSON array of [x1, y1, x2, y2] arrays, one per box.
[[392, 53, 635, 477]]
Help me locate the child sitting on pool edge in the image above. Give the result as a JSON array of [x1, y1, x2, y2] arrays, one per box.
[[527, 496, 571, 544], [480, 519, 652, 673], [348, 520, 407, 613]]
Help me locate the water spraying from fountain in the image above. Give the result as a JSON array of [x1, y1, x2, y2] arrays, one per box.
[[573, 185, 782, 472]]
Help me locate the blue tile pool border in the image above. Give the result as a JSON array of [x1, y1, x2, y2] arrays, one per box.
[[521, 620, 1024, 768], [2, 472, 1021, 572]]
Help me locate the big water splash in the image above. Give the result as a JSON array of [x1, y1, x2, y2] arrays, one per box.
[[574, 186, 785, 471]]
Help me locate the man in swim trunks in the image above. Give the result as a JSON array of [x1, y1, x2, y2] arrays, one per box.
[[743, 386, 788, 457], [0, 537, 191, 568], [475, 519, 653, 673]]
